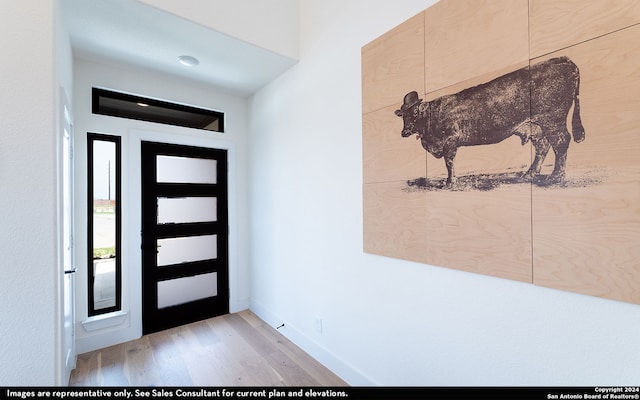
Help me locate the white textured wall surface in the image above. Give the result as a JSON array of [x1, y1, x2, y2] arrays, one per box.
[[248, 0, 640, 386], [0, 1, 58, 385]]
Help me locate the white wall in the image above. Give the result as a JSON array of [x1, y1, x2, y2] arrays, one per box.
[[137, 0, 299, 60], [73, 57, 251, 353], [248, 0, 640, 385], [0, 0, 73, 385]]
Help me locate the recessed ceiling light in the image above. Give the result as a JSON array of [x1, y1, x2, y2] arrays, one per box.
[[177, 55, 199, 67]]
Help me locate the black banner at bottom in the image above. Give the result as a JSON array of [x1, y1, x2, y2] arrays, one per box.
[[1, 387, 639, 400]]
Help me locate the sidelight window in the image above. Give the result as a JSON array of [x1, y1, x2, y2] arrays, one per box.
[[87, 133, 121, 316]]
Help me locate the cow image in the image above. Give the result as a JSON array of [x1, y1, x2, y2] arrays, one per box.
[[395, 56, 585, 187]]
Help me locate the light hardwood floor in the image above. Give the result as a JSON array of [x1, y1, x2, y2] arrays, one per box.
[[70, 310, 348, 387]]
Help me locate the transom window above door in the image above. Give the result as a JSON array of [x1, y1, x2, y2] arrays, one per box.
[[92, 88, 224, 132]]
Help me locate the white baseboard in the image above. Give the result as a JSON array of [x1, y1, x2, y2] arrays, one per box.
[[249, 300, 376, 386], [75, 324, 140, 355]]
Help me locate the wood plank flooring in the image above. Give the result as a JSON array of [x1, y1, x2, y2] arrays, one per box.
[[69, 310, 348, 387]]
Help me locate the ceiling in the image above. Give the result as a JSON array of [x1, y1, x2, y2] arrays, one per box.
[[62, 0, 298, 96]]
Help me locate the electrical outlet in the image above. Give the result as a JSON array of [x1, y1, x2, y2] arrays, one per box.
[[315, 317, 323, 333]]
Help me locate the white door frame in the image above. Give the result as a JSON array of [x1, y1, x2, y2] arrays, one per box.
[[127, 129, 239, 340], [60, 87, 76, 384]]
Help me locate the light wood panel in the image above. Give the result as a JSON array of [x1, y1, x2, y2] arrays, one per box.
[[425, 186, 533, 283], [363, 103, 427, 184], [69, 310, 348, 387], [361, 0, 640, 305], [424, 0, 529, 93], [529, 0, 640, 59], [532, 178, 640, 304], [532, 26, 640, 304], [420, 65, 533, 282], [532, 26, 640, 170], [362, 11, 425, 114], [363, 181, 428, 264]]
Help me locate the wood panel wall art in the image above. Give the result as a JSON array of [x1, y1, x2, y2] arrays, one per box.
[[362, 0, 640, 304]]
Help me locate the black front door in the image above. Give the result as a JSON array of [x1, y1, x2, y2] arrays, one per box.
[[141, 141, 229, 334]]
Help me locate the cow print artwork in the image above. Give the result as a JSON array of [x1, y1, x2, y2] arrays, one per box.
[[395, 56, 595, 190]]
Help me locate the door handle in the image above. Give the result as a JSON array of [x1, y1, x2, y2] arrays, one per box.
[[64, 268, 77, 274]]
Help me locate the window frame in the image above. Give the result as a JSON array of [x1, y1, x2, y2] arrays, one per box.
[[92, 87, 225, 133], [87, 132, 122, 316]]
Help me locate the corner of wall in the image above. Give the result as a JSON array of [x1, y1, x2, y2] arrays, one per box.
[[249, 300, 376, 386]]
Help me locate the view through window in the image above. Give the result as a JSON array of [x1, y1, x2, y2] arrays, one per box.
[[88, 133, 121, 315]]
